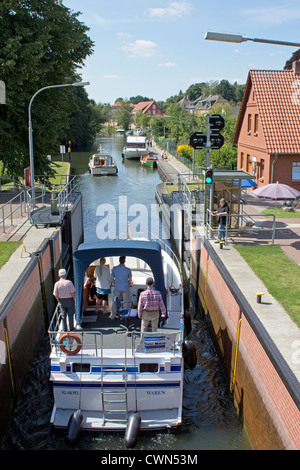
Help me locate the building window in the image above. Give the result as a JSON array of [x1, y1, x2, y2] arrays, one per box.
[[241, 152, 244, 169], [254, 114, 259, 134], [247, 114, 252, 133], [292, 162, 300, 180]]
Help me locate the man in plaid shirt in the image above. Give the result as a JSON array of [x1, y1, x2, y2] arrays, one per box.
[[138, 277, 166, 332]]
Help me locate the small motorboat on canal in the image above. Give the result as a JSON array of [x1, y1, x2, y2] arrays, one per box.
[[140, 153, 158, 169], [88, 153, 118, 176], [122, 136, 147, 160], [48, 239, 196, 443]]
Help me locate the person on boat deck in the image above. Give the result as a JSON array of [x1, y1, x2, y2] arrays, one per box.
[[111, 256, 132, 320], [94, 257, 111, 315], [138, 277, 166, 332], [53, 269, 75, 331]]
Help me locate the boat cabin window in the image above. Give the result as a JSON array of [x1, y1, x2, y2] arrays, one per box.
[[139, 363, 159, 373], [72, 363, 91, 373]]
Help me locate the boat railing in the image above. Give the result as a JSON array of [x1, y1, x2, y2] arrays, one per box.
[[148, 233, 184, 286], [48, 307, 182, 358]]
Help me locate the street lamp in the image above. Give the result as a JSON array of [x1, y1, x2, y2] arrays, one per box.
[[204, 31, 300, 47], [28, 81, 90, 205]]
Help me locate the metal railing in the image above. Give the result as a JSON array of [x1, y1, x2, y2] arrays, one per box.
[[0, 190, 28, 234], [1, 174, 76, 233], [205, 209, 276, 244]]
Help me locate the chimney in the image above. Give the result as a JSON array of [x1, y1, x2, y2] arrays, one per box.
[[292, 60, 300, 74]]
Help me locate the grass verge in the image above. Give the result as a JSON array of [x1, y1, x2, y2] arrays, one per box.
[[0, 241, 22, 268], [234, 244, 300, 328], [262, 206, 300, 218]]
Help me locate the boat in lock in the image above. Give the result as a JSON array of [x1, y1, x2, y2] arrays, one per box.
[[48, 239, 196, 447]]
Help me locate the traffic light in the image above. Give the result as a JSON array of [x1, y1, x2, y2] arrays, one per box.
[[190, 132, 207, 149], [205, 168, 213, 185], [209, 114, 225, 149]]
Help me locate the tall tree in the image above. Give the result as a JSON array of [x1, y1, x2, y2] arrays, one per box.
[[0, 0, 94, 175], [115, 101, 132, 131]]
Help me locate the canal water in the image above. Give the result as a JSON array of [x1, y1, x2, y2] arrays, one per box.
[[1, 136, 251, 451]]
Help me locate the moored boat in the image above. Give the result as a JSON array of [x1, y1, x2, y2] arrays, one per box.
[[88, 153, 118, 176], [122, 136, 147, 160], [48, 239, 196, 443], [140, 153, 158, 169]]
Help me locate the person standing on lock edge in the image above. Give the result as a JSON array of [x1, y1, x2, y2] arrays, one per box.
[[214, 198, 229, 242]]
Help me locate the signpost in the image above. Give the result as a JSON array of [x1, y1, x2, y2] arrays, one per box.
[[189, 132, 207, 149], [189, 115, 224, 234], [189, 114, 225, 166]]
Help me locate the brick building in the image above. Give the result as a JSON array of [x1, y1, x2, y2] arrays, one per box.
[[233, 61, 300, 190], [131, 100, 164, 117]]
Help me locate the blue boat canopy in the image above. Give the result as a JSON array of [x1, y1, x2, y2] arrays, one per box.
[[73, 240, 167, 318]]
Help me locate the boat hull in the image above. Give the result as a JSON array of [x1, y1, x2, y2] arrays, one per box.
[[89, 166, 118, 176], [122, 149, 146, 159]]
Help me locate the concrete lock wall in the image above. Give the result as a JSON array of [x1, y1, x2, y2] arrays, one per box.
[[189, 235, 300, 450], [0, 230, 62, 440]]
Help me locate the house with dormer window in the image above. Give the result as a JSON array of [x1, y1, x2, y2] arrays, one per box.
[[131, 100, 164, 117], [233, 61, 300, 191]]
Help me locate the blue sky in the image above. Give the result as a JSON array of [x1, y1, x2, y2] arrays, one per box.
[[62, 0, 300, 104]]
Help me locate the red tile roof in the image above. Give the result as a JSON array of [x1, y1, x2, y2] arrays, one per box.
[[233, 65, 300, 154], [132, 101, 155, 113]]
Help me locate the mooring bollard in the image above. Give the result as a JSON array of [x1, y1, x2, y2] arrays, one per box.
[[219, 241, 225, 249], [256, 292, 264, 303]]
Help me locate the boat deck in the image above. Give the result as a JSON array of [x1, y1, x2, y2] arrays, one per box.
[[50, 305, 181, 357]]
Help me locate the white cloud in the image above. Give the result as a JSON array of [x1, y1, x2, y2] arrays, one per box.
[[157, 62, 177, 67], [121, 39, 158, 58], [148, 1, 192, 19]]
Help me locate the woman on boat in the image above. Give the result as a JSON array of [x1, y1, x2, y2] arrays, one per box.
[[94, 258, 111, 315]]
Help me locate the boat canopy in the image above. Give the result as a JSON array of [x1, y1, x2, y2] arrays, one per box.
[[73, 240, 167, 317]]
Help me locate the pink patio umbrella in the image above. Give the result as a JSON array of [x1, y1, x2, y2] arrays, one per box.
[[250, 182, 300, 201]]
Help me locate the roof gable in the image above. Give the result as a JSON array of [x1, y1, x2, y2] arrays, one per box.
[[132, 101, 155, 113], [233, 66, 300, 154]]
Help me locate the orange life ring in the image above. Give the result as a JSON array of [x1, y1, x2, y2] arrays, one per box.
[[59, 333, 82, 355]]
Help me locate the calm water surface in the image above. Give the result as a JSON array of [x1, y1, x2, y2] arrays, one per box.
[[1, 136, 251, 451]]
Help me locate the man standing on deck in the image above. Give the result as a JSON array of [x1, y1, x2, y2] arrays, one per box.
[[111, 256, 132, 320], [138, 277, 166, 332], [53, 269, 75, 331]]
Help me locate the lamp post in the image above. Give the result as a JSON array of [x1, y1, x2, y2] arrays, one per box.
[[204, 31, 300, 47], [28, 81, 90, 205]]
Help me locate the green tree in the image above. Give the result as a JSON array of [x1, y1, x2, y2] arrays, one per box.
[[115, 100, 132, 131], [0, 0, 94, 175]]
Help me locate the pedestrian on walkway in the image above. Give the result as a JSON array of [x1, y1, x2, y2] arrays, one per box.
[[111, 256, 132, 319], [53, 269, 75, 331], [138, 277, 166, 332], [214, 198, 229, 242]]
